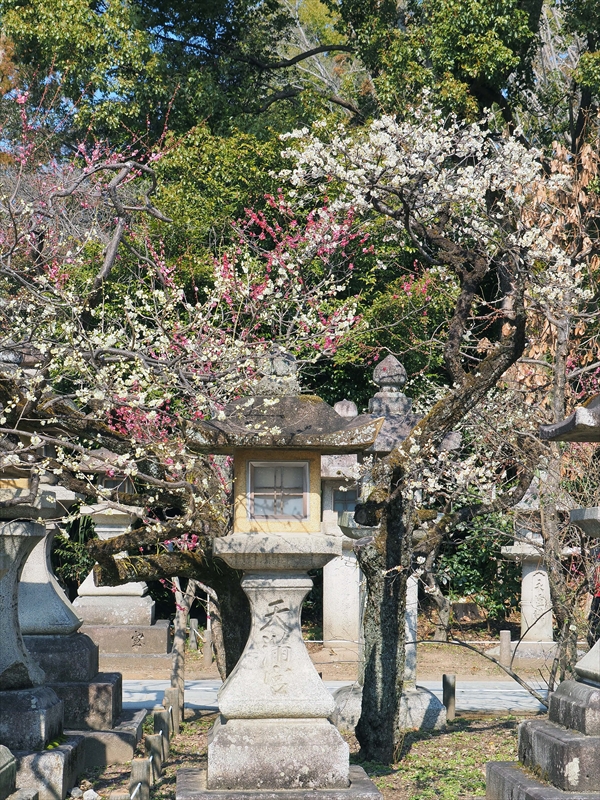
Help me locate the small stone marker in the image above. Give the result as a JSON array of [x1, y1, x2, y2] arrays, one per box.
[[153, 708, 170, 758], [129, 759, 152, 800], [163, 687, 180, 734], [108, 793, 130, 800], [442, 674, 456, 722], [499, 630, 512, 666], [145, 734, 163, 779]]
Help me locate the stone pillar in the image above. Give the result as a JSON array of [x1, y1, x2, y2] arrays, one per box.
[[321, 453, 362, 660], [404, 573, 418, 684], [19, 526, 83, 637], [501, 541, 553, 642], [0, 519, 63, 751]]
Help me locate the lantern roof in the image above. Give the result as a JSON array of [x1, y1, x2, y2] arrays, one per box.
[[188, 394, 384, 454], [539, 395, 600, 442], [187, 350, 383, 454]]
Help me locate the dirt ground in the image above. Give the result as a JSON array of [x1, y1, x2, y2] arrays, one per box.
[[84, 707, 521, 800], [87, 628, 546, 800], [104, 638, 548, 683]]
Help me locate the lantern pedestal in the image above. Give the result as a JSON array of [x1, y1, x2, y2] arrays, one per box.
[[209, 535, 348, 791], [177, 533, 380, 800]]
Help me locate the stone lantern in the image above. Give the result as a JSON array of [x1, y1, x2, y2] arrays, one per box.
[[487, 399, 600, 799], [177, 353, 383, 800]]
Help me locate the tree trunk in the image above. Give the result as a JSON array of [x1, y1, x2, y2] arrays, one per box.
[[210, 570, 251, 676], [541, 313, 578, 688], [354, 485, 412, 764]]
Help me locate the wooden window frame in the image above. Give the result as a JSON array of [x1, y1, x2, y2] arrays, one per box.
[[247, 461, 309, 520]]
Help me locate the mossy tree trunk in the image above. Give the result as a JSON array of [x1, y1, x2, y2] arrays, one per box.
[[355, 477, 412, 764]]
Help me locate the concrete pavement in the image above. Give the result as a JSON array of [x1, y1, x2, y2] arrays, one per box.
[[122, 679, 548, 715]]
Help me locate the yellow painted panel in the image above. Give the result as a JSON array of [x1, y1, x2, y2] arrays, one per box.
[[233, 448, 321, 534], [0, 478, 30, 488]]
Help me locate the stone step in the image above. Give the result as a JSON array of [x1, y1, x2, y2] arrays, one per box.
[[50, 673, 122, 731], [23, 634, 99, 684], [486, 761, 600, 799], [65, 709, 147, 768], [549, 680, 600, 736], [177, 765, 382, 800], [519, 718, 600, 793]]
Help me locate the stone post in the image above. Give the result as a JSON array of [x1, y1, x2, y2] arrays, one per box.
[[207, 540, 350, 791]]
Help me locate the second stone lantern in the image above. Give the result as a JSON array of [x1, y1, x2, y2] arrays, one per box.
[[179, 352, 383, 799]]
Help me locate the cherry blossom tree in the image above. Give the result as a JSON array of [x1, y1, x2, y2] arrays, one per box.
[[0, 95, 365, 671], [281, 105, 590, 762]]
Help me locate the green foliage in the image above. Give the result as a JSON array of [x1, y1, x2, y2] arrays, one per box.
[[334, 0, 543, 119], [51, 513, 97, 597], [0, 0, 352, 139], [436, 516, 520, 620], [154, 127, 285, 284]]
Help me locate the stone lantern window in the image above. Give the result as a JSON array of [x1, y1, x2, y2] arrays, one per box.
[[248, 461, 308, 519], [234, 450, 322, 534]]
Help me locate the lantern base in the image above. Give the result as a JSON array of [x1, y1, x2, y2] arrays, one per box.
[[178, 765, 381, 800]]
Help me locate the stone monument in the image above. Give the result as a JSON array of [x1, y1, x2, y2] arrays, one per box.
[[176, 351, 383, 800], [486, 399, 600, 799], [73, 503, 172, 669]]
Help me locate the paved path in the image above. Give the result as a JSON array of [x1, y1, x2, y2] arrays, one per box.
[[122, 679, 548, 714]]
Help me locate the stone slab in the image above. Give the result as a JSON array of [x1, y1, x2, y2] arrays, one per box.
[[98, 654, 174, 673], [0, 688, 63, 751], [331, 685, 445, 732], [77, 571, 148, 598], [81, 621, 172, 655], [0, 745, 16, 800], [65, 709, 147, 767], [73, 596, 155, 626], [15, 736, 84, 800], [486, 761, 600, 799], [549, 680, 600, 736], [177, 765, 381, 800], [7, 790, 38, 800], [519, 718, 600, 792], [50, 673, 122, 731], [22, 635, 99, 684], [207, 717, 349, 790]]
